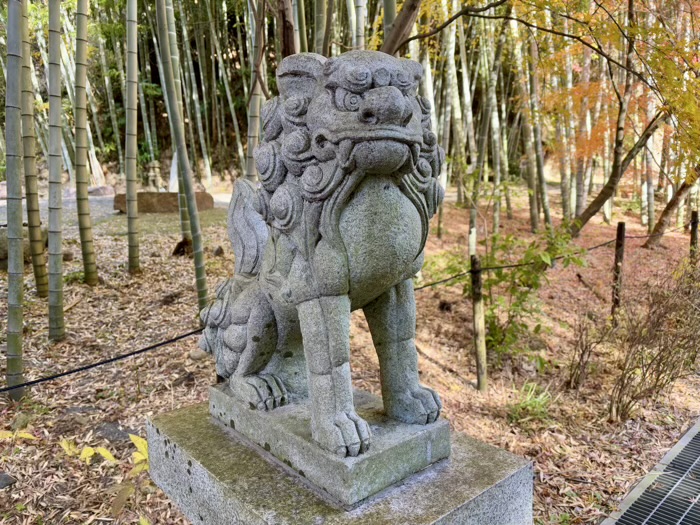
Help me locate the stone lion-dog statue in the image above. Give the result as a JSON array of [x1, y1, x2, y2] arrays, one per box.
[[200, 50, 445, 458]]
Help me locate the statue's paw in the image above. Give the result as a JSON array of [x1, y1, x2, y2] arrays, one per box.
[[387, 385, 442, 424], [230, 374, 288, 411], [314, 411, 371, 458]]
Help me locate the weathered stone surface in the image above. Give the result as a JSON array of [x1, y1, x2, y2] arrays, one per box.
[[210, 385, 450, 506], [148, 403, 534, 524], [0, 472, 17, 490], [113, 192, 214, 214], [199, 50, 446, 458], [95, 422, 136, 443], [0, 226, 48, 269], [88, 185, 116, 196]]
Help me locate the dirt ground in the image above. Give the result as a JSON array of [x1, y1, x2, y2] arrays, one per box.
[[1, 185, 698, 525]]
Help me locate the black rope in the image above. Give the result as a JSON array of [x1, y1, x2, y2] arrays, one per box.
[[0, 328, 203, 394], [0, 219, 691, 394]]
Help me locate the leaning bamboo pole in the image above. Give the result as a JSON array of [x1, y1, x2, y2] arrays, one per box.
[[125, 0, 140, 273], [6, 0, 26, 400], [74, 0, 99, 285], [156, 0, 209, 311], [48, 0, 66, 341], [22, 0, 49, 298]]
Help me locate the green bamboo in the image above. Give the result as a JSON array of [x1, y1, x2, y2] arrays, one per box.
[[22, 0, 49, 298], [97, 33, 124, 178], [204, 0, 246, 174], [297, 0, 309, 53], [126, 0, 140, 273], [247, 0, 262, 181], [156, 0, 209, 311], [177, 0, 213, 188], [48, 0, 65, 341], [6, 0, 26, 400], [74, 0, 99, 285], [164, 0, 193, 242]]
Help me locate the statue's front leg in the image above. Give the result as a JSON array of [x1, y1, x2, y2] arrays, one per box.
[[364, 278, 442, 424], [297, 295, 371, 457]]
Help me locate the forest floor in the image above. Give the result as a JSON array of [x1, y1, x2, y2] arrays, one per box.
[[1, 184, 699, 525]]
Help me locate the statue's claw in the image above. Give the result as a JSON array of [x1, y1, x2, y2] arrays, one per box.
[[230, 374, 288, 411], [387, 385, 442, 425], [315, 411, 371, 458]]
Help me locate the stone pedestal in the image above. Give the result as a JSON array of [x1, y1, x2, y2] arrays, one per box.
[[210, 385, 451, 506], [149, 400, 533, 524]]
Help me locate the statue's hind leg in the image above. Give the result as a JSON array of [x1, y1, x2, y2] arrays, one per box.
[[227, 289, 288, 410], [363, 278, 442, 424]]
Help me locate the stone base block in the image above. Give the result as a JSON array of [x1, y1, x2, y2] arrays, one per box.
[[209, 385, 450, 506], [148, 403, 534, 524]]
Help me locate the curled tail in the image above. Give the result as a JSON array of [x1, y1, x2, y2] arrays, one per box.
[[199, 179, 275, 378], [228, 178, 269, 278]]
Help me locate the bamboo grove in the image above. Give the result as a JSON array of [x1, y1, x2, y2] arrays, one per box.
[[4, 0, 700, 397]]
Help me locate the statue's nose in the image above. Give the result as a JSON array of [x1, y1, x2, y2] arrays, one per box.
[[358, 86, 411, 127]]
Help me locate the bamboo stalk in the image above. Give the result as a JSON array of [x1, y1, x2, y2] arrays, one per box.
[[7, 0, 26, 400], [74, 0, 99, 285], [156, 0, 209, 312], [22, 0, 49, 298], [48, 0, 66, 341], [126, 0, 140, 273]]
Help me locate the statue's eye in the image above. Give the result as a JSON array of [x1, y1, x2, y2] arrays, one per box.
[[334, 88, 362, 112]]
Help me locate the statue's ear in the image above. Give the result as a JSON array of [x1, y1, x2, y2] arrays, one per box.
[[276, 53, 327, 99], [401, 58, 424, 83]]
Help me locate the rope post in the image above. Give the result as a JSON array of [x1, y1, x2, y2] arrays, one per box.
[[470, 255, 487, 392], [691, 211, 698, 263], [611, 221, 626, 324]]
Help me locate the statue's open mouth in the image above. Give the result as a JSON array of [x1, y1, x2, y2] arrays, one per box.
[[313, 127, 422, 173]]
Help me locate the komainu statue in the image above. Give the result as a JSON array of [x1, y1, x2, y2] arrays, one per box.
[[200, 50, 445, 458]]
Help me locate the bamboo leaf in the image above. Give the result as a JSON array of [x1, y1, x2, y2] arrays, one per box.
[[111, 482, 135, 517]]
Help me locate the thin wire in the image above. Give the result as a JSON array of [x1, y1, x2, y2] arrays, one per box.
[[415, 222, 688, 292], [0, 328, 203, 394]]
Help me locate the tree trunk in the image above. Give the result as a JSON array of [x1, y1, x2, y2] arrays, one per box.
[[527, 35, 551, 229], [279, 0, 298, 56], [48, 0, 65, 341], [644, 174, 698, 249], [380, 0, 420, 56], [6, 0, 25, 400], [22, 0, 49, 298], [510, 16, 538, 232], [571, 0, 659, 238]]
